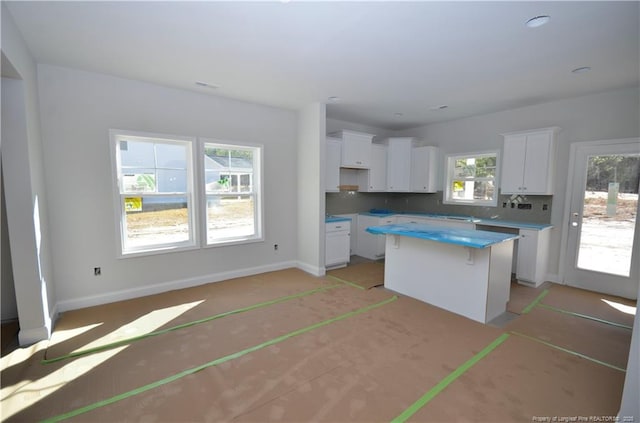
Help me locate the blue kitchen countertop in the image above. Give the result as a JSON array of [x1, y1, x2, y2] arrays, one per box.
[[325, 216, 352, 223], [359, 209, 552, 230], [366, 223, 520, 249]]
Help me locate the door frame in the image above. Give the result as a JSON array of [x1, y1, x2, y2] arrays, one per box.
[[560, 137, 640, 299]]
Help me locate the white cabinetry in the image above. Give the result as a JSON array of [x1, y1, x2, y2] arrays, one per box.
[[386, 138, 413, 192], [501, 127, 559, 195], [516, 228, 551, 287], [357, 144, 387, 192], [356, 215, 396, 260], [325, 137, 341, 192], [325, 220, 351, 269], [411, 146, 439, 193], [330, 130, 374, 169]]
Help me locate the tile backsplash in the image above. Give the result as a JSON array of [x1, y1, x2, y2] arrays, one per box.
[[326, 191, 552, 224]]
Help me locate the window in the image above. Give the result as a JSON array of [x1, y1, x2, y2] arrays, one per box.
[[444, 151, 498, 206], [111, 131, 196, 255], [203, 141, 262, 245], [111, 130, 263, 256]]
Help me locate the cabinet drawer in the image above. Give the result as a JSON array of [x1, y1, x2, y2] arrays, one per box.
[[326, 221, 350, 232]]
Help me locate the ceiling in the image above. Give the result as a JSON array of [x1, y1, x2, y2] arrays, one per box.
[[4, 1, 639, 130]]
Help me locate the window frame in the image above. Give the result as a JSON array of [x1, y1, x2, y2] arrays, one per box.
[[110, 130, 265, 258], [443, 150, 500, 207], [110, 129, 199, 257], [200, 138, 264, 248]]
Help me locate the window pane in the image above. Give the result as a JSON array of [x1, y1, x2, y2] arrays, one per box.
[[155, 143, 188, 169], [157, 169, 187, 192], [114, 132, 194, 255], [120, 141, 155, 167], [124, 195, 190, 249], [446, 152, 498, 205], [207, 195, 255, 242]]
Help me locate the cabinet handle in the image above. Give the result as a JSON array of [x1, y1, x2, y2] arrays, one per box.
[[335, 225, 342, 229]]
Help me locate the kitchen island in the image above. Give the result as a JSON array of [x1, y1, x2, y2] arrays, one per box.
[[366, 223, 519, 324]]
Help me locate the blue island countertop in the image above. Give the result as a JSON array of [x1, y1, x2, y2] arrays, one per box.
[[366, 223, 520, 249]]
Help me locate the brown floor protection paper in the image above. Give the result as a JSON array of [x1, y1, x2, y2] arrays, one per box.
[[505, 306, 632, 370], [413, 334, 626, 422], [45, 268, 337, 359], [2, 266, 634, 422], [326, 262, 385, 290], [541, 284, 636, 327], [506, 280, 552, 315]]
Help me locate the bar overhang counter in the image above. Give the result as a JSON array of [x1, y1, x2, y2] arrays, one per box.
[[367, 223, 520, 324]]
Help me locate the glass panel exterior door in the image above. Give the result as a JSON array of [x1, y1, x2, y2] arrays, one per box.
[[576, 154, 639, 276]]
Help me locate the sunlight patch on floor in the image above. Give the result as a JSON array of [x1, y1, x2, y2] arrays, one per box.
[[601, 298, 637, 315], [1, 300, 204, 419], [72, 300, 204, 354]]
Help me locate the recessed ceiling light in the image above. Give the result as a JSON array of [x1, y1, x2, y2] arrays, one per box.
[[526, 15, 550, 28], [571, 66, 592, 74], [327, 96, 340, 103], [394, 112, 403, 117], [195, 81, 219, 89]]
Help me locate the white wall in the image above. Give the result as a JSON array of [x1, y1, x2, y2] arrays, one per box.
[[296, 103, 325, 275], [36, 64, 299, 310], [396, 87, 640, 280], [1, 5, 56, 344], [1, 149, 17, 322]]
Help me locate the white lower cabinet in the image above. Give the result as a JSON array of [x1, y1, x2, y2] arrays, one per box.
[[356, 215, 396, 260], [325, 221, 351, 269], [516, 228, 551, 287]]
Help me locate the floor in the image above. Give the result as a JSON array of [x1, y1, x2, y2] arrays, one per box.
[[1, 261, 635, 422]]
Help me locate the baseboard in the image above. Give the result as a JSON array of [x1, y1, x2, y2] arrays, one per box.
[[18, 325, 51, 347], [296, 261, 325, 277], [545, 273, 563, 284], [56, 260, 298, 313]]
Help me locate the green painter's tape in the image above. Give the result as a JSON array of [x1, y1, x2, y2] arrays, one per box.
[[391, 333, 510, 423], [41, 295, 398, 423], [327, 274, 366, 290], [521, 289, 549, 314], [510, 331, 626, 372], [42, 283, 343, 365], [537, 303, 633, 330]]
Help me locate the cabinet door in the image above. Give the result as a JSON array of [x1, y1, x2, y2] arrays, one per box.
[[386, 138, 412, 192], [325, 138, 341, 192], [501, 134, 527, 194], [357, 144, 387, 192], [326, 231, 350, 267], [341, 132, 372, 169], [411, 146, 438, 192], [516, 229, 538, 282], [522, 132, 553, 194]]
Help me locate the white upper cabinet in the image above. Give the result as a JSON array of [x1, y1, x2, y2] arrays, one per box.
[[411, 146, 439, 193], [358, 143, 387, 192], [386, 137, 413, 192], [330, 130, 374, 169], [501, 127, 559, 195], [325, 137, 341, 192]]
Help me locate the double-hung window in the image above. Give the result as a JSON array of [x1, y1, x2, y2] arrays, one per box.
[[203, 141, 262, 245], [112, 131, 196, 255], [111, 130, 263, 256], [444, 151, 499, 206]]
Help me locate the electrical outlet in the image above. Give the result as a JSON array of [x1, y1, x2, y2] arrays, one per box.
[[274, 244, 278, 251], [94, 267, 101, 276]]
